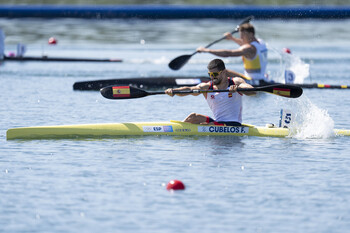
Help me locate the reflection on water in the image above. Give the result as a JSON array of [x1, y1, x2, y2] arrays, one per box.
[[194, 136, 246, 156]]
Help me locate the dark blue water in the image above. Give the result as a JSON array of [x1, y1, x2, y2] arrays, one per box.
[[1, 18, 350, 232]]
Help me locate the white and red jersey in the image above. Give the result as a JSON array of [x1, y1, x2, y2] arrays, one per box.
[[204, 78, 243, 123]]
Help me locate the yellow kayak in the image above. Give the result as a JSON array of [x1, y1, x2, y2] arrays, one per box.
[[6, 120, 350, 140]]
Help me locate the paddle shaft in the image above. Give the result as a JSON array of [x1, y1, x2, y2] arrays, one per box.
[[121, 88, 253, 97], [100, 84, 302, 99], [146, 85, 297, 96], [189, 27, 241, 57]]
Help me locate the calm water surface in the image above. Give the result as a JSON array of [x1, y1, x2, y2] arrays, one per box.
[[1, 18, 350, 232]]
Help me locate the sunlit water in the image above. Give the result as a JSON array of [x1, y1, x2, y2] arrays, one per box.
[[1, 18, 350, 232]]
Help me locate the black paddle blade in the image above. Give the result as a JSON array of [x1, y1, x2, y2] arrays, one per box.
[[168, 54, 192, 70], [258, 84, 303, 98], [100, 85, 148, 99]]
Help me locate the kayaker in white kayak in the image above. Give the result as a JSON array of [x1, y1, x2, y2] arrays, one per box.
[[165, 59, 256, 126], [196, 23, 268, 86]]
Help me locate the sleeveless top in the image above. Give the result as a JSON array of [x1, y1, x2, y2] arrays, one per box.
[[205, 78, 242, 123], [242, 39, 268, 81]]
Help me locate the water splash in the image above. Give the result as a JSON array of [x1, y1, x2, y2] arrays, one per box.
[[280, 97, 335, 139], [281, 51, 310, 84], [268, 46, 310, 84]]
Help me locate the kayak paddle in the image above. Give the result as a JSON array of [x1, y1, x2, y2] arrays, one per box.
[[100, 84, 303, 100], [168, 15, 254, 71]]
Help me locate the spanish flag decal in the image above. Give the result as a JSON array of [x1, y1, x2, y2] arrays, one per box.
[[112, 86, 130, 98], [273, 88, 291, 97], [228, 93, 233, 98]]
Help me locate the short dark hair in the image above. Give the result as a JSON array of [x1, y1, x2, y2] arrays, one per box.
[[239, 23, 255, 35], [207, 59, 226, 71]]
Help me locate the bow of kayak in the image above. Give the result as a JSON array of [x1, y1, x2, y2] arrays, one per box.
[[6, 120, 350, 140]]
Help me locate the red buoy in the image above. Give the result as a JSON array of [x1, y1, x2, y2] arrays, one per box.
[[166, 180, 185, 191], [48, 37, 57, 45], [283, 47, 291, 54]]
